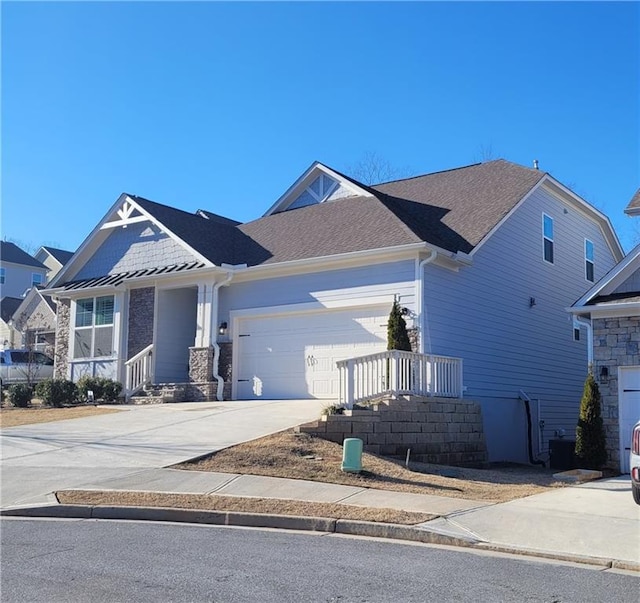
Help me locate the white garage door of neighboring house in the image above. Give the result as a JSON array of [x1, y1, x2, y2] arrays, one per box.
[[235, 305, 389, 400], [619, 367, 640, 474]]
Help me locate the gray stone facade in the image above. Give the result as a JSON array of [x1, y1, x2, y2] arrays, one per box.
[[54, 299, 71, 379], [592, 316, 640, 470], [127, 287, 155, 358], [187, 346, 217, 401], [297, 396, 487, 467]]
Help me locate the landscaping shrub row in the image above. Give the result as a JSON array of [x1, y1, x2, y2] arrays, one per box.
[[5, 376, 123, 408]]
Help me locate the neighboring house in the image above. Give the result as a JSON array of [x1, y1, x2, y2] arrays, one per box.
[[11, 287, 57, 356], [34, 246, 75, 284], [0, 241, 48, 298], [569, 187, 640, 474], [0, 296, 23, 349], [46, 159, 623, 463]]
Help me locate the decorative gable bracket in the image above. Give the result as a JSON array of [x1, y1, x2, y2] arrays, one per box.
[[100, 197, 149, 230]]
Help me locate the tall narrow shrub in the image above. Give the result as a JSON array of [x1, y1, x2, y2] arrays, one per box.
[[387, 300, 412, 351], [574, 372, 607, 469]]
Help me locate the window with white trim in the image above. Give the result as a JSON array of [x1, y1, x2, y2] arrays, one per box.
[[31, 273, 43, 287], [585, 239, 595, 282], [0, 268, 5, 284], [543, 214, 554, 264], [73, 295, 115, 359]]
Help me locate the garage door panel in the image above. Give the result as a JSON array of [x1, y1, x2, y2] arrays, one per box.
[[236, 305, 389, 400], [619, 367, 640, 473]]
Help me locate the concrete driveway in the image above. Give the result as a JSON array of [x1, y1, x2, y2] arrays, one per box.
[[0, 399, 326, 507]]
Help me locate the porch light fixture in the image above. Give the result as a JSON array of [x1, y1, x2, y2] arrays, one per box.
[[218, 321, 228, 335], [599, 366, 609, 383]]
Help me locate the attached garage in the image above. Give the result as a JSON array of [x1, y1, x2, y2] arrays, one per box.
[[233, 305, 389, 400], [619, 367, 640, 474]]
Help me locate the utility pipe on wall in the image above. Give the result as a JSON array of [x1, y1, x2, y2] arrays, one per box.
[[574, 316, 593, 369], [212, 271, 233, 401], [416, 250, 437, 354]]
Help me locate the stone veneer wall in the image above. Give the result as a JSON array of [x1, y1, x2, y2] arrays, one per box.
[[592, 316, 640, 470], [53, 299, 71, 379], [297, 397, 487, 467], [187, 346, 216, 401], [127, 287, 155, 358], [218, 342, 232, 400]]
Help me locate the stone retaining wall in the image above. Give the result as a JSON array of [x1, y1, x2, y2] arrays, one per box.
[[296, 396, 487, 467]]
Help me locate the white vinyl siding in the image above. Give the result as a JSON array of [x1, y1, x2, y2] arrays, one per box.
[[220, 260, 416, 324], [73, 296, 115, 359], [424, 186, 618, 463], [585, 239, 595, 283]]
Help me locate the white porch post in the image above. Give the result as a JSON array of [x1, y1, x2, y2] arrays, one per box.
[[195, 282, 215, 348]]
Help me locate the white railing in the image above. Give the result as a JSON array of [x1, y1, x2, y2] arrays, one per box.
[[337, 350, 463, 408], [125, 344, 154, 397]]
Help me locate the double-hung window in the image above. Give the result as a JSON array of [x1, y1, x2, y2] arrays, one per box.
[[585, 240, 595, 282], [0, 268, 5, 284], [31, 273, 43, 287], [73, 296, 115, 358], [543, 214, 554, 264]]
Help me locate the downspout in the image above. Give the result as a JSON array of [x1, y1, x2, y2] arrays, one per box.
[[574, 316, 593, 369], [416, 250, 437, 354], [519, 391, 546, 467], [212, 272, 233, 401]]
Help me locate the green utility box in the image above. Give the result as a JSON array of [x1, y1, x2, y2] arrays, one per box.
[[341, 438, 363, 473]]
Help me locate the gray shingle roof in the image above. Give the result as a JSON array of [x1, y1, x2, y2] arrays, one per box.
[[59, 160, 550, 286], [1, 296, 23, 323], [237, 159, 545, 262], [626, 188, 640, 213], [41, 246, 74, 266], [0, 242, 46, 269]]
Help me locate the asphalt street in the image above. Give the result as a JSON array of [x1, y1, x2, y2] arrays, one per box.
[[2, 518, 638, 603]]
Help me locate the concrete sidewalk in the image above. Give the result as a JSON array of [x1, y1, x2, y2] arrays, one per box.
[[11, 466, 638, 569]]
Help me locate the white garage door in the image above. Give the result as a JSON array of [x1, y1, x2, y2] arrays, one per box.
[[619, 367, 640, 473], [235, 305, 389, 400]]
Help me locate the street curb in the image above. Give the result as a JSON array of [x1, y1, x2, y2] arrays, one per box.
[[2, 504, 638, 572]]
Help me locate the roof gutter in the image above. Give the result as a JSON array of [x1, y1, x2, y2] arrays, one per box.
[[416, 250, 438, 354], [574, 316, 593, 368]]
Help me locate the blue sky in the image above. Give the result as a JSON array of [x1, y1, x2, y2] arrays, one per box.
[[2, 1, 639, 255]]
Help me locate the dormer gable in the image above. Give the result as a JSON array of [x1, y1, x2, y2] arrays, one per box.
[[262, 162, 374, 217]]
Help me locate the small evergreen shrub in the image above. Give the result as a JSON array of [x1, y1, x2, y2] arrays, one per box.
[[35, 379, 78, 408], [76, 376, 104, 402], [101, 379, 122, 403], [7, 383, 32, 408], [77, 376, 122, 403], [387, 300, 412, 351], [322, 403, 344, 416], [575, 372, 607, 470]]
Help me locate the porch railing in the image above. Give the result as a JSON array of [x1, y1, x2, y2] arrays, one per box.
[[125, 344, 154, 397], [337, 350, 463, 409]]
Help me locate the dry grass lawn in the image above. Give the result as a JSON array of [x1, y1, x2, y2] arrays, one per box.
[[56, 490, 436, 525], [175, 430, 565, 503], [0, 404, 120, 428]]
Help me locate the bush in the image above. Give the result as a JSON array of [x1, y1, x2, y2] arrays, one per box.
[[7, 383, 32, 408], [35, 379, 78, 408], [77, 376, 122, 403], [575, 372, 607, 470], [387, 299, 412, 351], [101, 379, 122, 403]]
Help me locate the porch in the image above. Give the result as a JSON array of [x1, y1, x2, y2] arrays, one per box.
[[337, 350, 463, 408]]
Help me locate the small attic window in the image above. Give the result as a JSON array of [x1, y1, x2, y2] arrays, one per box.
[[288, 174, 339, 210]]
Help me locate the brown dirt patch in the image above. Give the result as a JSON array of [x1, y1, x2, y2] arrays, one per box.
[[56, 490, 434, 525], [0, 405, 121, 428], [175, 430, 565, 503]]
